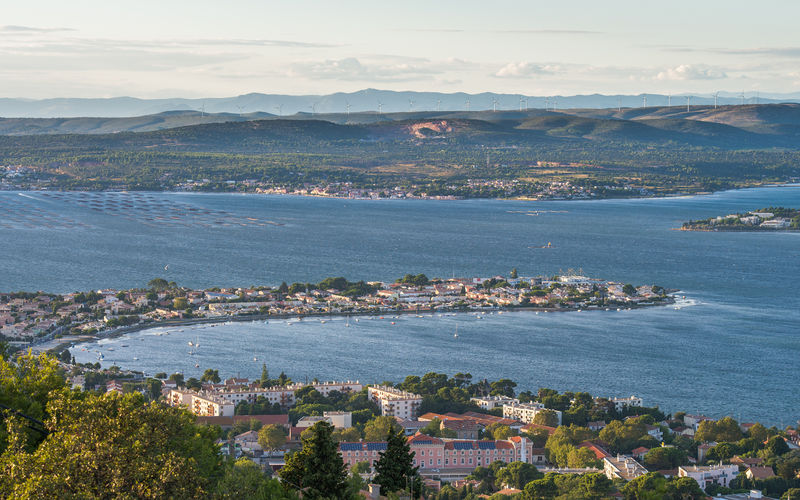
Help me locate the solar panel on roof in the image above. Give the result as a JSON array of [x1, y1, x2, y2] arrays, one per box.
[[367, 443, 387, 451], [453, 442, 473, 450], [340, 443, 362, 451], [413, 440, 433, 445], [478, 441, 497, 450]]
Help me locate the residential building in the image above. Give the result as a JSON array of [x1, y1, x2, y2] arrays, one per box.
[[367, 385, 423, 419], [503, 401, 563, 425], [678, 464, 739, 489], [744, 466, 775, 481], [470, 395, 519, 410], [323, 411, 353, 429], [167, 389, 235, 417], [604, 455, 648, 481], [608, 396, 644, 413], [338, 434, 538, 472]]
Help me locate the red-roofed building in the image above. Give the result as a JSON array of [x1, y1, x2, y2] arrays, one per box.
[[631, 446, 650, 459], [578, 441, 612, 460]]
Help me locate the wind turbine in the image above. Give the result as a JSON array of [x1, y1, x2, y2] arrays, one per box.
[[436, 99, 441, 112], [465, 98, 471, 111], [618, 97, 621, 112], [274, 104, 283, 116], [740, 91, 745, 106], [345, 100, 351, 116], [309, 103, 316, 115], [713, 92, 719, 109], [519, 96, 524, 111], [642, 95, 647, 108], [667, 93, 671, 107], [200, 103, 206, 118], [492, 98, 498, 112], [686, 96, 691, 112], [545, 97, 551, 110], [236, 105, 245, 117], [377, 101, 383, 115]]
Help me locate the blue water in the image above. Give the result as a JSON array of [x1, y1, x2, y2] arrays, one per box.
[[1, 187, 798, 425]]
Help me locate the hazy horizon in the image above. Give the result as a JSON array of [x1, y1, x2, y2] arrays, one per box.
[[3, 0, 800, 99]]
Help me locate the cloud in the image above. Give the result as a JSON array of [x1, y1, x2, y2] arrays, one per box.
[[0, 25, 74, 33], [287, 57, 444, 82], [403, 28, 601, 35], [656, 64, 727, 81], [494, 62, 561, 78]]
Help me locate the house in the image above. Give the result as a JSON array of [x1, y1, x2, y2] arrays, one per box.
[[441, 419, 480, 440], [470, 395, 519, 410], [587, 421, 607, 431], [631, 446, 650, 460], [234, 430, 262, 452], [604, 455, 648, 481], [367, 385, 423, 420], [745, 466, 775, 481], [731, 456, 764, 469], [697, 442, 716, 462], [678, 464, 738, 489], [503, 401, 563, 425]]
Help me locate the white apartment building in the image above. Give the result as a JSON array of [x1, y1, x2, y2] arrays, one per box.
[[213, 380, 363, 408], [604, 455, 649, 481], [324, 411, 353, 429], [502, 401, 563, 425], [368, 385, 423, 419], [168, 389, 235, 417], [678, 464, 739, 489], [608, 396, 643, 413], [470, 395, 519, 411]]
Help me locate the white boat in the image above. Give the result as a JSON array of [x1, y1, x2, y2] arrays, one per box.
[[454, 324, 459, 339]]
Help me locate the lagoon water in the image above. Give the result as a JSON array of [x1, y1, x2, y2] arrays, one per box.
[[1, 187, 798, 424]]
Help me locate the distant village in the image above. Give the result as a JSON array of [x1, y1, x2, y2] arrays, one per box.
[[0, 272, 671, 347], [681, 207, 800, 231]]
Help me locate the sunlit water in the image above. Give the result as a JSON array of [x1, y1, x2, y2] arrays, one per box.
[[1, 187, 797, 425]]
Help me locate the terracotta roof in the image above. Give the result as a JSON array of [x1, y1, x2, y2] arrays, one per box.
[[521, 423, 557, 435], [632, 446, 650, 455], [747, 466, 776, 480], [577, 441, 612, 459], [233, 414, 289, 426]]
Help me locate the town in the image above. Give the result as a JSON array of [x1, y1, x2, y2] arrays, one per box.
[[20, 351, 800, 500], [0, 272, 672, 349]]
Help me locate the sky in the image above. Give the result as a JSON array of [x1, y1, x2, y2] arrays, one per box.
[[2, 0, 800, 99]]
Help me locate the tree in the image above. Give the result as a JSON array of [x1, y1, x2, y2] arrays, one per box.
[[766, 436, 790, 456], [0, 351, 66, 453], [173, 297, 189, 310], [622, 472, 704, 500], [748, 422, 769, 442], [186, 377, 202, 390], [644, 446, 688, 470], [168, 372, 185, 387], [215, 458, 296, 500], [485, 423, 514, 440], [332, 427, 362, 443], [695, 417, 742, 444], [510, 268, 519, 279], [533, 410, 559, 428], [622, 284, 637, 296], [147, 277, 170, 291], [374, 427, 421, 497], [258, 424, 287, 453], [567, 447, 598, 468], [490, 379, 517, 397], [278, 421, 348, 499], [364, 415, 401, 442], [278, 282, 289, 294], [201, 368, 221, 384], [0, 391, 223, 499], [495, 461, 542, 489]]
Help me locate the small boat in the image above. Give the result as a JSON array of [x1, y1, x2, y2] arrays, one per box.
[[391, 321, 395, 325], [454, 325, 459, 339], [253, 356, 258, 362], [133, 357, 139, 361], [195, 363, 200, 368], [188, 341, 194, 346]]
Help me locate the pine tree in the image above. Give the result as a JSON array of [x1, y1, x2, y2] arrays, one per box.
[[374, 427, 421, 497], [278, 421, 348, 499]]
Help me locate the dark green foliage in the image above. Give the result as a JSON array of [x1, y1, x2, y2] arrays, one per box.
[[278, 421, 349, 499], [374, 427, 422, 497], [621, 472, 705, 500]]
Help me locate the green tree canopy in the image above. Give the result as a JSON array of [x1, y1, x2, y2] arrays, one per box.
[[147, 277, 171, 291], [364, 415, 401, 442], [374, 426, 422, 497], [278, 421, 348, 499], [258, 424, 287, 452], [0, 391, 223, 499], [495, 461, 542, 490]]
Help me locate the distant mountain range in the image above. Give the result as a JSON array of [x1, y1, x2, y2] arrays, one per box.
[[2, 89, 800, 119], [2, 103, 800, 148]]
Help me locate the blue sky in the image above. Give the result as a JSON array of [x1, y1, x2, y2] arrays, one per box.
[[2, 0, 800, 98]]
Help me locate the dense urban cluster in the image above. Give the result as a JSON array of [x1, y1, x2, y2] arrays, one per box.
[[0, 272, 671, 347], [2, 348, 799, 499]]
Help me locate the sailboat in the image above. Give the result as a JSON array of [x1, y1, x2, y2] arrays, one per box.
[[454, 324, 459, 339], [346, 315, 350, 327]]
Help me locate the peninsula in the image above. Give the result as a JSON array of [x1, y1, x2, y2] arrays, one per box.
[[0, 272, 673, 352], [680, 207, 799, 231]]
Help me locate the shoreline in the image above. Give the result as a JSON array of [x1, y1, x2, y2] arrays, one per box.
[[58, 295, 678, 352], [3, 181, 798, 203]]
